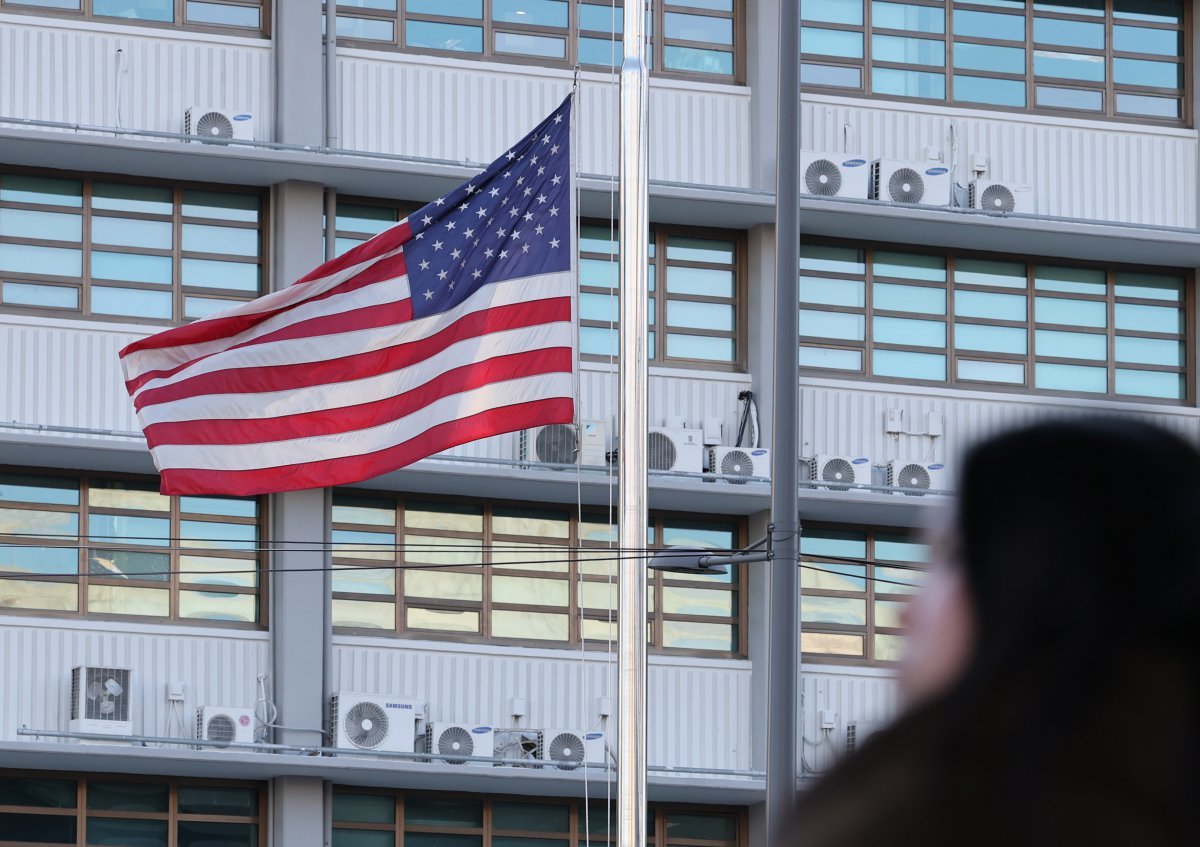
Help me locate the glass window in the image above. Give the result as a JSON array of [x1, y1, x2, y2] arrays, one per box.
[[334, 0, 741, 80], [0, 472, 262, 623], [0, 777, 261, 843], [10, 0, 267, 32], [800, 241, 1189, 402], [0, 170, 264, 323], [801, 0, 1187, 122], [332, 494, 745, 656], [802, 526, 927, 664]]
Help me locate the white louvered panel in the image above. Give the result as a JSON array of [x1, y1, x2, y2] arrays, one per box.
[[799, 383, 1200, 473], [0, 620, 267, 743], [0, 320, 144, 435], [801, 96, 1197, 227], [337, 54, 750, 188], [334, 641, 751, 770], [0, 19, 272, 138], [800, 669, 900, 772]]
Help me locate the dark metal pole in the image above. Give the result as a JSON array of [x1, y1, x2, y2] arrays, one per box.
[[767, 0, 802, 842]]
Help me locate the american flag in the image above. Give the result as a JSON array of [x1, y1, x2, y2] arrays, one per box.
[[119, 96, 576, 495]]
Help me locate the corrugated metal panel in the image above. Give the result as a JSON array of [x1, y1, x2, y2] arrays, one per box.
[[338, 55, 751, 188], [0, 20, 272, 138], [0, 319, 142, 435], [438, 367, 751, 461], [0, 620, 268, 743], [802, 98, 1197, 227], [333, 641, 752, 770], [800, 670, 900, 773], [799, 382, 1200, 471]]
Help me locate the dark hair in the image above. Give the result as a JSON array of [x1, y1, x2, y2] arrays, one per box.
[[792, 419, 1200, 846]]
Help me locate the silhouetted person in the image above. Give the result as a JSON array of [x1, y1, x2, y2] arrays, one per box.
[[792, 419, 1200, 846]]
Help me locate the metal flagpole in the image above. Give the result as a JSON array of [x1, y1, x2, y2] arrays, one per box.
[[767, 0, 802, 843], [617, 0, 650, 845]]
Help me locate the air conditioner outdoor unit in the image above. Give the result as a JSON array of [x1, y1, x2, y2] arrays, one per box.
[[69, 666, 133, 740], [809, 455, 872, 490], [331, 693, 425, 753], [427, 722, 495, 766], [800, 151, 871, 199], [648, 427, 704, 473], [494, 728, 542, 767], [969, 180, 1034, 214], [846, 720, 884, 753], [708, 447, 771, 484], [871, 159, 952, 206], [196, 706, 255, 749], [524, 420, 608, 467], [887, 460, 948, 496], [184, 107, 256, 142], [536, 729, 607, 770]]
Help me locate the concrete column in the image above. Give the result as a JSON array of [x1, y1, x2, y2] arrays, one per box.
[[274, 0, 325, 146], [746, 0, 782, 192], [268, 180, 330, 847], [746, 224, 778, 449]]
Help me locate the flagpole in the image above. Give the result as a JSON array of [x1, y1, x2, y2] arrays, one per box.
[[617, 0, 650, 846]]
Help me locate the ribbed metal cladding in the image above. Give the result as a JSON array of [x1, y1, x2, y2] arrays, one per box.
[[0, 20, 272, 137], [333, 642, 752, 771], [0, 319, 142, 435], [801, 96, 1197, 227], [800, 670, 900, 773], [799, 383, 1200, 472], [0, 621, 268, 743], [337, 55, 751, 188]]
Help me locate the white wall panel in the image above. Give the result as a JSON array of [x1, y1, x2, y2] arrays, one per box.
[[0, 17, 272, 139], [0, 317, 142, 436], [802, 95, 1197, 228], [0, 619, 268, 743], [338, 52, 751, 188], [799, 381, 1200, 473], [800, 668, 899, 774], [334, 640, 752, 771]]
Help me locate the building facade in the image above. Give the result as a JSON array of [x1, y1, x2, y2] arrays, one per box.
[[0, 1, 1197, 845]]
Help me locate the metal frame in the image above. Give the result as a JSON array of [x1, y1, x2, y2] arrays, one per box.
[[330, 492, 748, 659], [0, 166, 268, 326], [327, 0, 745, 85], [578, 221, 747, 372], [328, 788, 745, 847], [0, 768, 267, 847], [800, 0, 1190, 127], [798, 237, 1194, 405], [0, 0, 271, 38], [798, 523, 927, 668], [0, 466, 267, 629]]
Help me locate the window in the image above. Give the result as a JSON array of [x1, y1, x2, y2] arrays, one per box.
[[801, 0, 1188, 123], [0, 171, 266, 324], [331, 494, 744, 656], [580, 223, 743, 368], [0, 772, 264, 847], [0, 471, 264, 625], [332, 790, 743, 847], [0, 0, 268, 34], [329, 1, 742, 82], [800, 526, 927, 664], [329, 201, 745, 370], [799, 241, 1191, 402]]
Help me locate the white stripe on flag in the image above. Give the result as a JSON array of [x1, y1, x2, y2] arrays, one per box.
[[137, 321, 573, 426], [148, 372, 574, 472]]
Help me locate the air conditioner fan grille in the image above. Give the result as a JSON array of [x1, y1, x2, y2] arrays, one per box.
[[805, 159, 843, 197], [888, 168, 925, 204]]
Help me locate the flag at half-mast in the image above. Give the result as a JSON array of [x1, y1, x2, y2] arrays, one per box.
[[119, 95, 577, 496]]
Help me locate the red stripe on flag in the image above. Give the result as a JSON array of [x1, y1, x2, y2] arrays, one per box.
[[133, 297, 571, 411], [144, 347, 573, 447], [157, 397, 575, 496], [294, 220, 413, 285], [119, 239, 411, 359], [126, 294, 414, 395]]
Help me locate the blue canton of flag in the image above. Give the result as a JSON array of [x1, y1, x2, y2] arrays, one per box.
[[405, 97, 573, 319]]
